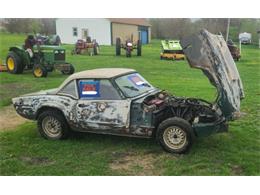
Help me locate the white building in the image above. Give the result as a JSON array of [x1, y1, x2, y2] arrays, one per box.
[[56, 18, 151, 45]]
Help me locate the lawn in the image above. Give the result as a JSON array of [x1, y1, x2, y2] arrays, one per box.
[[0, 32, 259, 175]]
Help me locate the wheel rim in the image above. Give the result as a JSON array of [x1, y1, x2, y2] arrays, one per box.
[[163, 126, 187, 150], [34, 67, 43, 77], [7, 57, 15, 71], [42, 116, 62, 138]]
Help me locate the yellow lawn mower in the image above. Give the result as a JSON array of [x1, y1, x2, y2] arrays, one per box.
[[160, 40, 185, 60]]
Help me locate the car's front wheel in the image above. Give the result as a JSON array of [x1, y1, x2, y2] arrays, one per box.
[[156, 117, 194, 154], [37, 110, 70, 140]]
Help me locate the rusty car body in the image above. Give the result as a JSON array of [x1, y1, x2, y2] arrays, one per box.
[[12, 30, 244, 154]]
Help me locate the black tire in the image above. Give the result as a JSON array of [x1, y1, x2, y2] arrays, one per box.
[[156, 117, 194, 154], [93, 44, 99, 55], [137, 40, 142, 56], [37, 110, 70, 140], [61, 64, 75, 75], [116, 38, 121, 56], [6, 51, 23, 74], [55, 35, 61, 46], [33, 64, 48, 78]]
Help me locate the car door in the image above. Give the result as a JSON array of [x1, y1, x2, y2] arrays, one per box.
[[75, 79, 131, 134]]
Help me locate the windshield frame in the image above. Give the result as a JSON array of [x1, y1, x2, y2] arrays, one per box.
[[113, 72, 156, 98]]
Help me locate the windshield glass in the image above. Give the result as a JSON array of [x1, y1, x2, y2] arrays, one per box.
[[115, 73, 155, 98]]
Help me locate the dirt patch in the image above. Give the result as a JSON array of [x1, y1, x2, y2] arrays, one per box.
[[0, 105, 28, 131], [20, 156, 55, 166], [110, 151, 164, 175], [231, 165, 244, 175]]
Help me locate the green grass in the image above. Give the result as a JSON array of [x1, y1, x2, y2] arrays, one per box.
[[0, 32, 259, 175]]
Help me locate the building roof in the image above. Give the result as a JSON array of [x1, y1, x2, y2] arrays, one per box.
[[108, 18, 151, 27]]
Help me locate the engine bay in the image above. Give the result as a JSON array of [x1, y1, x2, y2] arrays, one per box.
[[142, 91, 222, 124]]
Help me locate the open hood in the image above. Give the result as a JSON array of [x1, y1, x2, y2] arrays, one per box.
[[180, 29, 244, 119]]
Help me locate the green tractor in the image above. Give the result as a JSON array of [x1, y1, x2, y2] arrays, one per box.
[[6, 37, 74, 78]]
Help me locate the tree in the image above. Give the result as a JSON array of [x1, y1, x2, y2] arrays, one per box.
[[149, 18, 193, 39], [40, 19, 56, 35], [2, 18, 56, 35]]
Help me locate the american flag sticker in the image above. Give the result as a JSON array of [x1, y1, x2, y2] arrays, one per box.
[[79, 81, 100, 98]]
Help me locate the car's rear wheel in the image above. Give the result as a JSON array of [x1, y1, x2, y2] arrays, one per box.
[[156, 117, 194, 154], [37, 110, 70, 140]]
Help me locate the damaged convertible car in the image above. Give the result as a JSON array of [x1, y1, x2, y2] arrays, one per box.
[[12, 30, 244, 154]]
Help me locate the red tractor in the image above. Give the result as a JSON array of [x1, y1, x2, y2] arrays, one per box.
[[116, 38, 142, 57], [71, 37, 99, 56]]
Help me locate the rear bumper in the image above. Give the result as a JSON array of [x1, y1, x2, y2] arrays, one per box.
[[192, 118, 228, 137]]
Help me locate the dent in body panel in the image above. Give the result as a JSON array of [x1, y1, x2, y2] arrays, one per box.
[[13, 95, 76, 120], [130, 97, 154, 136], [71, 100, 131, 133]]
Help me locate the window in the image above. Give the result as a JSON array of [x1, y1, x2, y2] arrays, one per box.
[[73, 27, 78, 37], [115, 73, 155, 98], [58, 80, 78, 99], [78, 79, 121, 100]]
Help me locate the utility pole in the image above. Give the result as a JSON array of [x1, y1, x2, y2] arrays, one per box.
[[226, 18, 230, 41]]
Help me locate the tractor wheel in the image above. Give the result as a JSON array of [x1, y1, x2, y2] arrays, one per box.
[[137, 40, 142, 56], [156, 117, 194, 154], [93, 45, 99, 55], [6, 51, 23, 74], [33, 65, 48, 78], [61, 64, 75, 75], [116, 38, 121, 56]]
